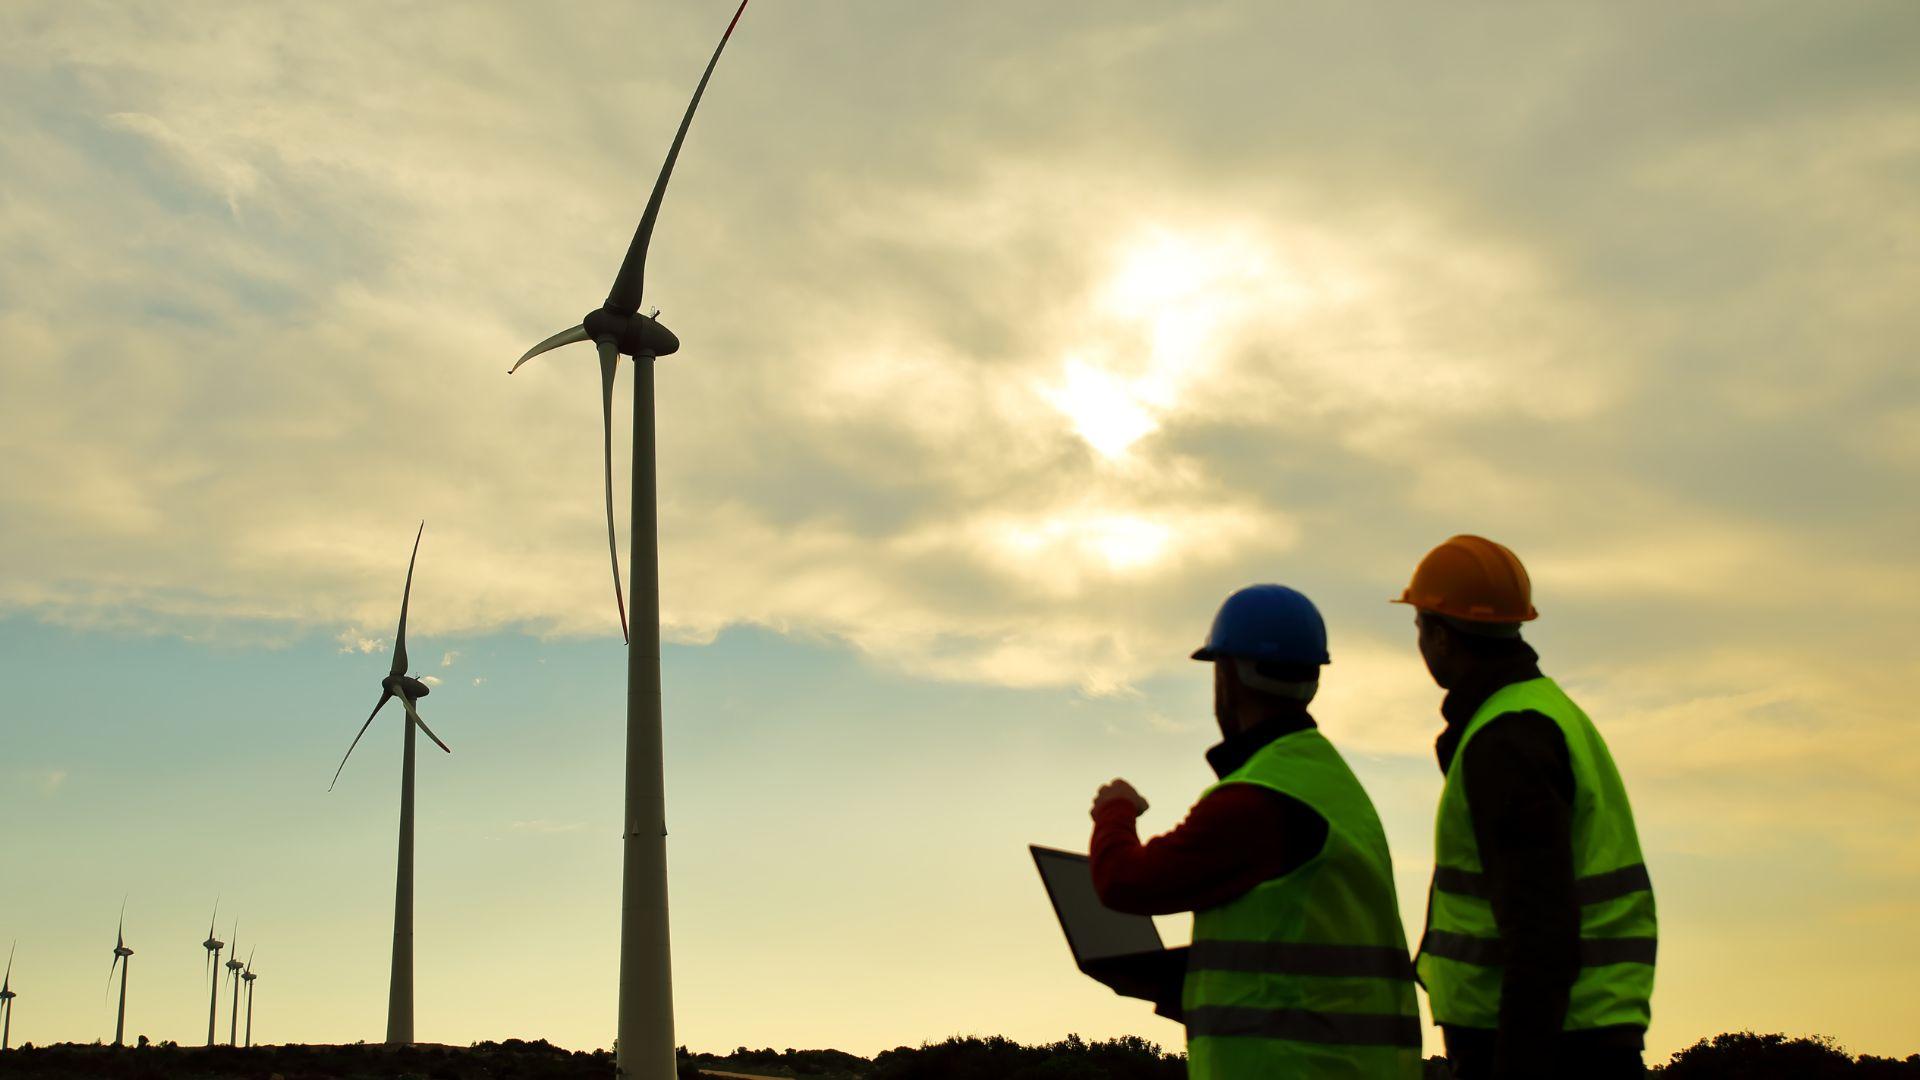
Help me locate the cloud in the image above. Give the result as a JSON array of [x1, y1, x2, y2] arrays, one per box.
[[334, 628, 384, 655], [508, 819, 585, 835], [440, 650, 461, 667], [101, 111, 262, 218], [419, 675, 442, 687], [40, 768, 68, 794], [0, 3, 1913, 720]]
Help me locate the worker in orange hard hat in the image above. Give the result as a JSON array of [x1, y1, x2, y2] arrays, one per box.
[[1396, 536, 1657, 1080]]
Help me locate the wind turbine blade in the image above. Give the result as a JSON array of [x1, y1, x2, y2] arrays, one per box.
[[511, 324, 591, 373], [107, 953, 121, 998], [598, 338, 630, 644], [245, 947, 255, 973], [330, 691, 394, 790], [117, 900, 125, 949], [391, 522, 424, 677], [402, 695, 452, 755], [603, 0, 753, 314]]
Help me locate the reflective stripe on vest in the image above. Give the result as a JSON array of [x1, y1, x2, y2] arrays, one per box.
[[1416, 677, 1658, 1032], [1186, 1005, 1423, 1048], [1182, 728, 1423, 1080]]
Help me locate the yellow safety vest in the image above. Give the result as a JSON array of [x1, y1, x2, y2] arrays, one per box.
[[1183, 728, 1422, 1079], [1416, 677, 1657, 1031]]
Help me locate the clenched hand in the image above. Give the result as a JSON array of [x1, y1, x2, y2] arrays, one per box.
[[1092, 778, 1149, 819]]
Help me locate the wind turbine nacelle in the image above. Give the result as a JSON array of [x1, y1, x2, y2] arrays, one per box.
[[583, 307, 681, 359], [386, 674, 432, 699]]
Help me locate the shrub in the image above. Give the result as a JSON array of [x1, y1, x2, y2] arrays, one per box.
[[1661, 1032, 1858, 1079]]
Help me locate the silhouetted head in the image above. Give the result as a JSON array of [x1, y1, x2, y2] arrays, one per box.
[[1396, 534, 1538, 688], [1192, 584, 1330, 738], [1415, 611, 1529, 689], [1213, 658, 1321, 738]]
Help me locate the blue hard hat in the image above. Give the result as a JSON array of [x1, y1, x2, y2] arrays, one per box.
[[1192, 584, 1331, 665]]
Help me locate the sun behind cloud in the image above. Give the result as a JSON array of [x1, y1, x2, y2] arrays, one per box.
[[1040, 222, 1330, 461]]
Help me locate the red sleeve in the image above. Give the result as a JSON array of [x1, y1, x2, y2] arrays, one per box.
[[1088, 785, 1297, 916]]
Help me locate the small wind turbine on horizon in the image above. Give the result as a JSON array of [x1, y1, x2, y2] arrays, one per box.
[[2, 943, 17, 1051], [200, 904, 224, 1047], [330, 522, 449, 1045], [224, 923, 244, 1046], [106, 903, 133, 1047], [241, 950, 257, 1048], [511, 4, 752, 1077]]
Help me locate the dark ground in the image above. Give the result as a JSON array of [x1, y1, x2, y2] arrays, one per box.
[[0, 1040, 613, 1080], [2, 1032, 1916, 1078]]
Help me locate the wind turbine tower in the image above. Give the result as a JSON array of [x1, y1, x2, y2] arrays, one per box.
[[200, 905, 223, 1047], [2, 943, 17, 1051], [331, 522, 451, 1044], [512, 4, 751, 1075], [225, 925, 244, 1045], [108, 906, 133, 1047], [241, 951, 258, 1048]]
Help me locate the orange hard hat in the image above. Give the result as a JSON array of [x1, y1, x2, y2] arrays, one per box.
[[1393, 534, 1538, 623]]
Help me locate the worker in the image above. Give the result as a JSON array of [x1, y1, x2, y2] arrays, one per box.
[[1090, 584, 1422, 1079], [1397, 535, 1657, 1079]]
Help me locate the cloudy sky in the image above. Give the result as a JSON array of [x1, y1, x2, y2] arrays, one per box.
[[3, 0, 1917, 1062]]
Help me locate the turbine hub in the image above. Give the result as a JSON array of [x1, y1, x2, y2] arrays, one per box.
[[583, 306, 680, 359]]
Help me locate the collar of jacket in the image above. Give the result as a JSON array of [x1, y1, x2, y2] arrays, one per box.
[[1205, 705, 1318, 779], [1434, 644, 1544, 773]]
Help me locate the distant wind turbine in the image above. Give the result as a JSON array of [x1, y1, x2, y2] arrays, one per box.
[[241, 951, 257, 1048], [2, 942, 17, 1051], [224, 924, 244, 1045], [330, 522, 450, 1045], [200, 905, 223, 1047], [511, 4, 751, 1076], [107, 904, 133, 1047]]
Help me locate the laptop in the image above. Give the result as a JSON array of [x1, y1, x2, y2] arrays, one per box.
[[1030, 844, 1188, 1018]]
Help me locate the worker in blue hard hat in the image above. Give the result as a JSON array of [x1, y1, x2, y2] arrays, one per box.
[[1090, 585, 1423, 1079]]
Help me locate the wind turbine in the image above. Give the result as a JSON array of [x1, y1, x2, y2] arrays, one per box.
[[511, 4, 751, 1076], [2, 943, 17, 1051], [330, 521, 450, 1045], [107, 904, 133, 1047], [200, 905, 223, 1047], [241, 951, 257, 1048], [224, 924, 244, 1045]]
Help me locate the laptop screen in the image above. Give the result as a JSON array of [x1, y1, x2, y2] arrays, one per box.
[[1030, 845, 1164, 962]]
